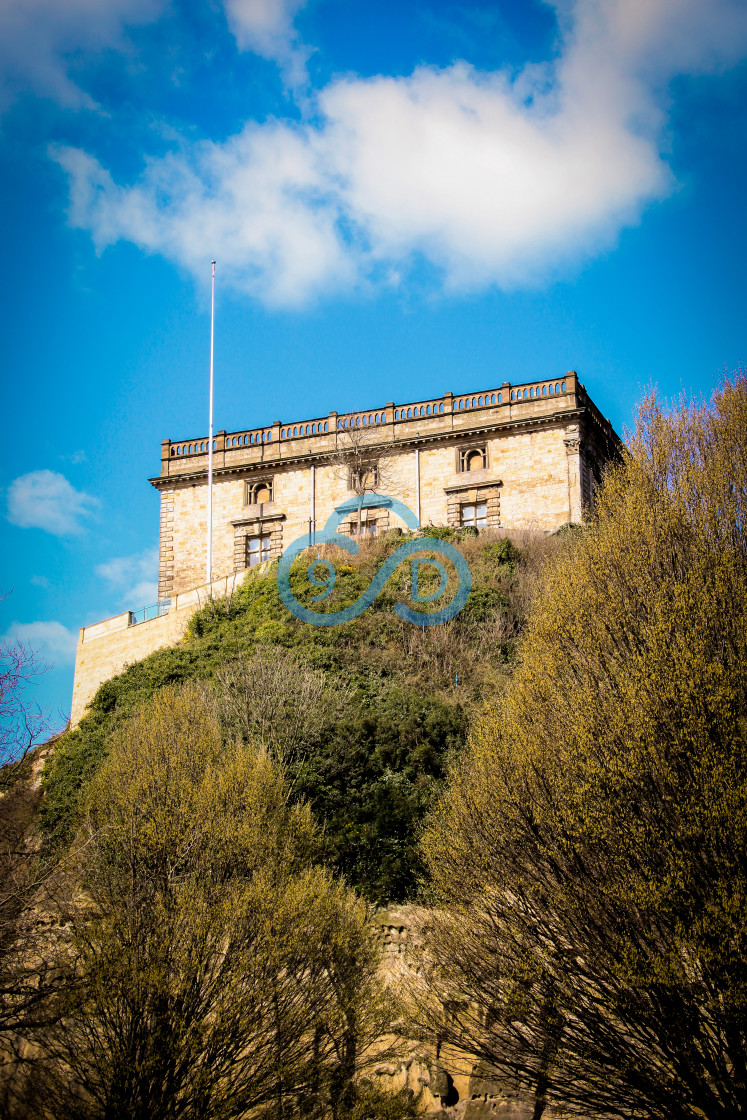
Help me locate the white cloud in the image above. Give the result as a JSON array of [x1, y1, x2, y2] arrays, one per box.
[[6, 470, 98, 536], [95, 547, 159, 608], [0, 0, 167, 112], [53, 0, 747, 304], [4, 621, 78, 665], [53, 124, 355, 306], [223, 0, 309, 84]]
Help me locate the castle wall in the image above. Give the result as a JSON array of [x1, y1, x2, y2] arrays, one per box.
[[70, 570, 252, 727]]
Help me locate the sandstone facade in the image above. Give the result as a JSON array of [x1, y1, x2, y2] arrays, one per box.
[[152, 372, 619, 598]]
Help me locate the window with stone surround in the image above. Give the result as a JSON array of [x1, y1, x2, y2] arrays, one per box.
[[445, 482, 501, 529], [246, 534, 272, 566], [458, 446, 487, 472], [245, 479, 273, 505], [350, 519, 378, 537], [460, 502, 488, 529]]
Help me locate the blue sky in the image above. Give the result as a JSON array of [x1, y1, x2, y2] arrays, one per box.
[[1, 0, 746, 730]]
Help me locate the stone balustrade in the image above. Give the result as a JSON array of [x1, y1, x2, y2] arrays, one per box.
[[158, 374, 582, 474]]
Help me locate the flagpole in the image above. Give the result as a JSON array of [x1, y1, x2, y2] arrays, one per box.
[[207, 260, 215, 586]]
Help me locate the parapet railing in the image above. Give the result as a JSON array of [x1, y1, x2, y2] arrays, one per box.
[[172, 428, 273, 457], [129, 599, 171, 626], [164, 375, 575, 461], [281, 416, 331, 438]]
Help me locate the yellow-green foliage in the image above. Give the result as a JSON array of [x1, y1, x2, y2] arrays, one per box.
[[85, 682, 318, 883], [29, 684, 391, 1120], [421, 374, 747, 1120]]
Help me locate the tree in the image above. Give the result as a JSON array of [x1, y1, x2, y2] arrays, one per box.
[[0, 615, 52, 779], [329, 427, 402, 537], [23, 684, 391, 1120], [216, 647, 345, 765], [0, 620, 61, 1065], [417, 374, 747, 1119]]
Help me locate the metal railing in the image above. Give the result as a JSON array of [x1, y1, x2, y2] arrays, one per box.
[[129, 599, 171, 626]]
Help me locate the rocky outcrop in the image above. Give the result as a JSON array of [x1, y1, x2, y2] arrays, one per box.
[[372, 908, 547, 1119]]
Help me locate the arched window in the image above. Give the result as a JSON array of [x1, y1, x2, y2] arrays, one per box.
[[244, 479, 273, 506], [459, 447, 487, 472]]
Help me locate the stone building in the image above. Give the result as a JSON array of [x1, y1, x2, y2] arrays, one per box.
[[153, 371, 619, 599], [70, 371, 620, 726]]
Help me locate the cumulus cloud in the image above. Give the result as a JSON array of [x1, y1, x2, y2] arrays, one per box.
[[54, 123, 354, 306], [223, 0, 309, 84], [3, 621, 78, 665], [53, 0, 747, 304], [0, 0, 167, 112], [95, 547, 159, 608], [6, 470, 98, 536]]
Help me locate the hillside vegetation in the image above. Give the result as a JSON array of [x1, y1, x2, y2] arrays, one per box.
[[41, 527, 560, 902], [3, 375, 746, 1120]]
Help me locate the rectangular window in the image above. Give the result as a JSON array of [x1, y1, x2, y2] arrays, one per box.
[[460, 502, 487, 529], [349, 520, 377, 537], [247, 534, 272, 566]]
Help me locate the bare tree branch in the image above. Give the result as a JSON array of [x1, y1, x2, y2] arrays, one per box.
[[328, 428, 403, 537]]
